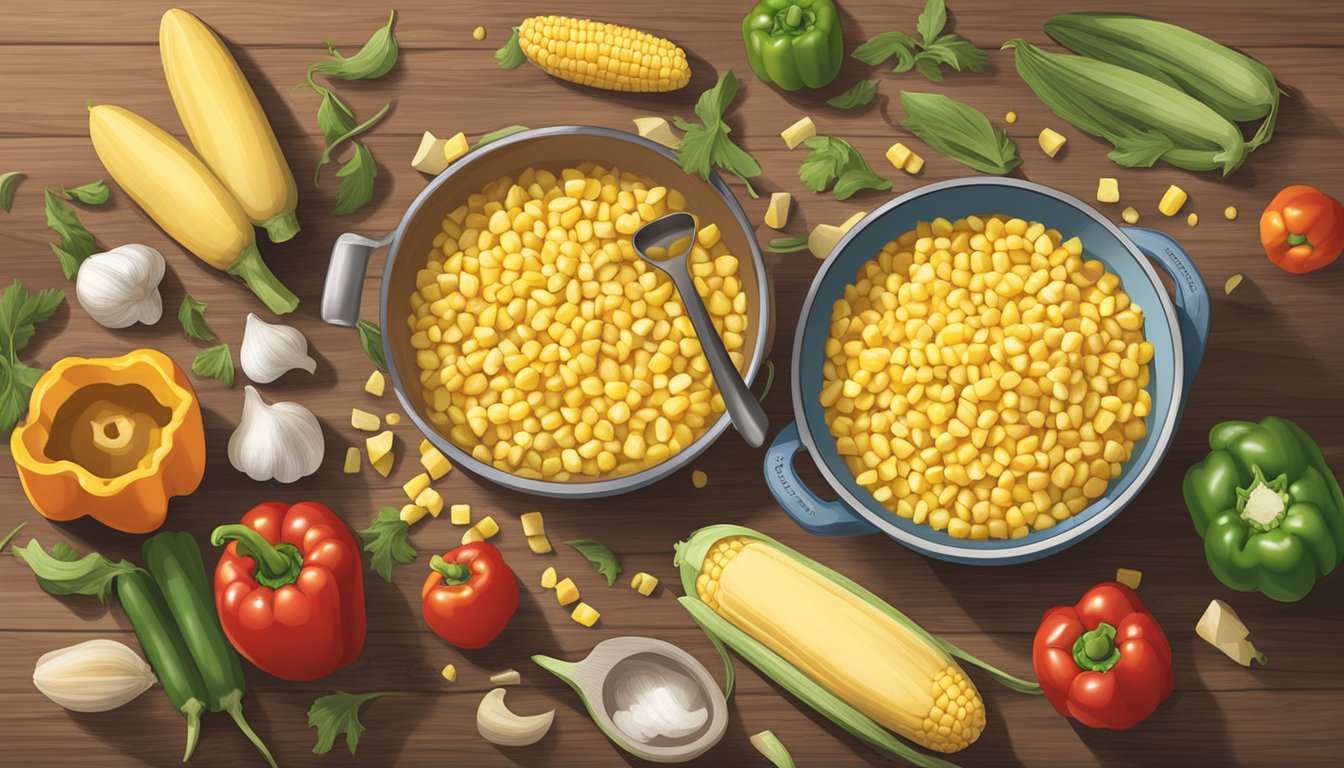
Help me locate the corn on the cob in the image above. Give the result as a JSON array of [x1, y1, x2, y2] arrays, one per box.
[[159, 9, 299, 242], [497, 15, 690, 92]]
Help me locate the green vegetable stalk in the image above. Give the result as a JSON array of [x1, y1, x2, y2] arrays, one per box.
[[1184, 417, 1344, 602], [742, 0, 844, 91]]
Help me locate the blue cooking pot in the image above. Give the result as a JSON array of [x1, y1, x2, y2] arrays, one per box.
[[765, 177, 1210, 564]]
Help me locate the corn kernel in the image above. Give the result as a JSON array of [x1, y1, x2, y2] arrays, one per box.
[[692, 469, 708, 488], [527, 534, 553, 554], [471, 26, 486, 41], [1121, 206, 1140, 224], [781, 116, 817, 149], [570, 601, 600, 627], [364, 370, 386, 397], [1004, 111, 1018, 124], [540, 566, 558, 589], [1224, 205, 1238, 220], [631, 572, 658, 596], [442, 132, 469, 164], [904, 153, 925, 175], [885, 142, 912, 171], [520, 511, 545, 536], [399, 504, 429, 526], [386, 412, 401, 425], [1158, 185, 1188, 216], [351, 408, 381, 432], [343, 446, 361, 473], [421, 447, 452, 479], [1115, 567, 1142, 589], [450, 504, 471, 525], [415, 488, 444, 517], [1187, 212, 1199, 227], [476, 515, 500, 538], [1096, 178, 1119, 204], [441, 663, 457, 683], [1038, 128, 1067, 157], [403, 472, 431, 501], [461, 526, 485, 545], [555, 577, 580, 605]]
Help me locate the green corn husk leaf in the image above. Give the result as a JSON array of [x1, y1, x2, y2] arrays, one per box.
[[1044, 13, 1280, 148], [751, 730, 796, 768], [1003, 39, 1251, 175]]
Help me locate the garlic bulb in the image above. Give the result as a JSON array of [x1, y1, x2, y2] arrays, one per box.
[[33, 639, 156, 713], [240, 313, 317, 383], [75, 244, 165, 328], [228, 385, 324, 483]]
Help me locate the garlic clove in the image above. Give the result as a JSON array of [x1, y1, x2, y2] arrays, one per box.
[[240, 313, 317, 383], [33, 638, 156, 713], [228, 385, 324, 483], [477, 687, 555, 747], [75, 244, 166, 329]]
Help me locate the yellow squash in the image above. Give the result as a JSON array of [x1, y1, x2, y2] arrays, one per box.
[[160, 8, 299, 242], [88, 104, 298, 314]]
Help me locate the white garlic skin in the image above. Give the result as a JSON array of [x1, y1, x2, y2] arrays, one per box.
[[228, 385, 324, 483], [240, 313, 317, 383], [75, 244, 165, 329], [33, 639, 156, 713]]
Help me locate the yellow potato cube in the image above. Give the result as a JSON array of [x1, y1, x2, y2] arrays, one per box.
[[403, 473, 431, 501], [386, 413, 401, 425], [442, 132, 469, 165], [419, 438, 433, 455], [885, 142, 912, 171], [632, 116, 681, 149], [412, 132, 450, 175], [450, 503, 471, 525], [808, 223, 845, 260], [475, 515, 500, 538], [1159, 184, 1188, 216], [520, 511, 545, 536], [415, 488, 444, 518], [1096, 178, 1119, 204], [343, 447, 361, 474], [366, 430, 394, 464], [527, 534, 553, 554], [399, 504, 429, 526], [1121, 206, 1140, 224], [351, 408, 381, 432], [692, 469, 708, 488], [630, 572, 658, 596], [780, 116, 817, 149], [372, 453, 394, 477], [364, 370, 385, 397], [461, 526, 485, 545], [904, 153, 924, 175], [1038, 128, 1067, 157], [441, 664, 458, 684], [570, 602, 600, 627], [421, 447, 452, 480], [764, 192, 791, 230], [555, 577, 580, 606], [1115, 568, 1143, 590], [540, 566, 558, 589]]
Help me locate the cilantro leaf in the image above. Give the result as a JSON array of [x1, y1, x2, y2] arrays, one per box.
[[356, 507, 416, 582], [357, 319, 385, 370], [308, 691, 403, 755], [192, 343, 235, 387], [333, 141, 378, 215], [563, 539, 623, 586], [827, 80, 878, 110], [178, 295, 216, 341], [899, 91, 1020, 175], [0, 280, 65, 433], [43, 190, 98, 280], [851, 31, 917, 67], [798, 136, 891, 200], [917, 0, 948, 45], [494, 27, 526, 69], [674, 70, 761, 198], [61, 181, 110, 206], [0, 171, 25, 213], [12, 539, 138, 602]]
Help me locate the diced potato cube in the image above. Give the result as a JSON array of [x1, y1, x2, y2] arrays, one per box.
[[885, 142, 912, 171], [630, 572, 658, 596], [780, 116, 817, 150], [351, 408, 381, 432], [555, 577, 580, 606], [399, 504, 429, 526], [412, 131, 450, 175], [415, 488, 444, 518], [696, 222, 720, 249], [419, 438, 433, 455], [442, 132, 469, 164], [520, 511, 545, 537], [343, 447, 361, 474], [540, 566, 558, 589], [1115, 568, 1142, 590], [1158, 184, 1188, 216], [372, 453, 394, 478], [1121, 206, 1140, 224], [570, 602, 600, 627], [366, 430, 395, 464], [527, 534, 553, 554], [421, 447, 452, 480], [904, 153, 924, 175], [692, 469, 708, 488], [403, 473, 431, 501], [450, 503, 471, 525], [1038, 127, 1067, 157], [441, 663, 457, 683], [364, 370, 385, 397], [1096, 178, 1119, 204], [386, 413, 401, 425], [764, 192, 791, 230], [461, 526, 485, 545], [1196, 599, 1249, 647], [808, 223, 844, 261], [632, 116, 681, 149], [476, 515, 500, 538]]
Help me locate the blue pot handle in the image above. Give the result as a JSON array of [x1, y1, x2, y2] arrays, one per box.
[[764, 422, 877, 536], [1121, 227, 1211, 403]]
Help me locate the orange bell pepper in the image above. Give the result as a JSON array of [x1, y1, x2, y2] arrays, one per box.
[[1259, 184, 1344, 274]]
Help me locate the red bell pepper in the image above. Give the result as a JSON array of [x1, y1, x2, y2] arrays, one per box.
[[421, 541, 519, 649], [211, 501, 366, 681], [1032, 582, 1172, 730], [1260, 184, 1344, 274]]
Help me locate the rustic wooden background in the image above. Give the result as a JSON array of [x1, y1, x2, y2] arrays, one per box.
[[2, 1, 1342, 765]]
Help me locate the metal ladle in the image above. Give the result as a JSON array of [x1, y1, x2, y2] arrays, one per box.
[[632, 213, 768, 447]]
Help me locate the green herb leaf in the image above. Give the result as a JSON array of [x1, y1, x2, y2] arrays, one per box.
[[192, 343, 235, 387], [916, 0, 948, 46], [0, 171, 25, 213], [563, 539, 623, 586], [899, 91, 1021, 175], [307, 11, 399, 81], [494, 27, 526, 69], [13, 539, 137, 602], [177, 295, 216, 341], [315, 102, 390, 185], [316, 87, 357, 146], [308, 691, 403, 755], [674, 70, 761, 198], [756, 358, 776, 403], [918, 35, 988, 76], [912, 53, 945, 82], [356, 507, 415, 582], [834, 167, 892, 201], [851, 31, 918, 67], [476, 125, 530, 147], [798, 136, 891, 200], [61, 180, 110, 206], [827, 81, 878, 110], [43, 190, 98, 280], [766, 236, 810, 254], [357, 319, 386, 370], [0, 522, 27, 553], [333, 141, 378, 215], [0, 280, 65, 433]]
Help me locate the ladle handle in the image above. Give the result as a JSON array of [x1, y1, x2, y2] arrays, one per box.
[[321, 231, 394, 327]]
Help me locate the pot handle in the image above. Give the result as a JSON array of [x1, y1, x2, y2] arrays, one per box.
[[764, 422, 876, 536], [1121, 227, 1210, 402], [321, 231, 394, 327]]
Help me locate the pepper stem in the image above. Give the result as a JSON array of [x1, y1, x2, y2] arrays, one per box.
[[1235, 465, 1291, 532], [430, 554, 472, 585], [1286, 232, 1310, 248], [784, 4, 803, 28], [1072, 622, 1122, 673], [210, 524, 303, 589]]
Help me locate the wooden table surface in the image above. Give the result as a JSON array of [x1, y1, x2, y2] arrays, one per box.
[[3, 1, 1342, 765]]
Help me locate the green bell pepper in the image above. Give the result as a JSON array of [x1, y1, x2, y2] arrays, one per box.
[[742, 0, 843, 91], [1184, 417, 1344, 602]]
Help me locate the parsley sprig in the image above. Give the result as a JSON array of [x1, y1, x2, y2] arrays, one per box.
[[674, 70, 762, 198], [798, 136, 892, 201], [0, 280, 64, 433], [851, 0, 986, 82]]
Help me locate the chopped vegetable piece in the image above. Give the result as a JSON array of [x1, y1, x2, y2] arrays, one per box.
[[808, 224, 845, 260], [472, 26, 486, 41], [461, 527, 484, 545], [385, 413, 399, 425], [476, 687, 554, 747], [366, 430, 394, 465], [1188, 212, 1199, 227], [1097, 177, 1119, 203], [1122, 206, 1140, 224], [692, 469, 708, 488], [356, 507, 417, 582], [399, 504, 429, 526], [442, 132, 469, 165], [476, 516, 500, 539], [412, 132, 449, 175], [527, 535, 553, 554], [450, 504, 471, 525], [696, 222, 721, 248], [1224, 274, 1243, 295], [489, 669, 521, 686], [631, 572, 659, 596], [419, 438, 433, 455], [751, 730, 796, 768], [766, 236, 810, 254], [1004, 111, 1017, 124], [1038, 127, 1067, 157], [403, 473, 431, 501], [520, 512, 545, 537], [1225, 205, 1238, 220], [540, 567, 558, 589], [764, 193, 792, 229], [343, 447, 361, 474], [554, 577, 580, 606], [632, 116, 681, 149], [364, 370, 385, 396], [441, 664, 457, 683], [1159, 184, 1188, 216], [1196, 599, 1266, 666], [371, 453, 393, 478], [780, 116, 817, 149], [420, 447, 452, 479], [351, 408, 380, 432], [1115, 568, 1142, 590], [570, 602, 600, 627], [904, 152, 925, 174], [414, 488, 444, 518], [885, 142, 912, 170], [563, 539, 623, 586]]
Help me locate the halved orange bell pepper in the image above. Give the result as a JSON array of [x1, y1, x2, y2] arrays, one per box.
[[9, 349, 205, 533], [1259, 184, 1344, 274]]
